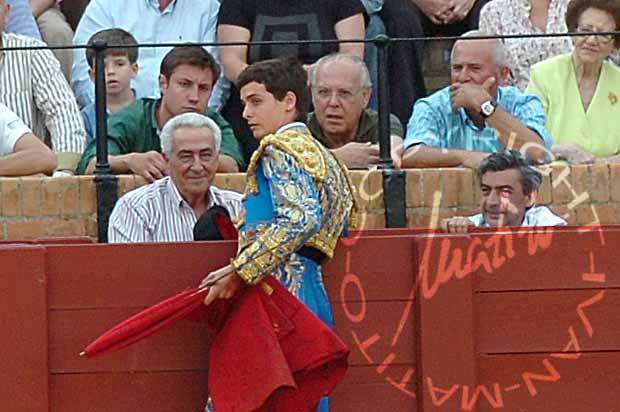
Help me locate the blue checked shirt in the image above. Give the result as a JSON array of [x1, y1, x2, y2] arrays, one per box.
[[404, 86, 553, 152]]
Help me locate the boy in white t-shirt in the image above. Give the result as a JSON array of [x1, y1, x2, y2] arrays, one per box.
[[0, 103, 57, 176]]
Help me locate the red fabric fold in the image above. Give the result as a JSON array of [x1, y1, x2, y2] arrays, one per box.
[[207, 276, 349, 412], [82, 287, 210, 357], [82, 275, 349, 412]]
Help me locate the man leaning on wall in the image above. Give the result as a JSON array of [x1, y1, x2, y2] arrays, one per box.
[[0, 0, 87, 175], [400, 31, 552, 170], [0, 102, 57, 176]]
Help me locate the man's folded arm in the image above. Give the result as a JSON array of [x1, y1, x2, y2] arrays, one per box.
[[0, 132, 58, 176], [401, 144, 489, 168]]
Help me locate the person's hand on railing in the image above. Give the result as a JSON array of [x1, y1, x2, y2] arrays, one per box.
[[126, 151, 168, 182], [461, 151, 489, 170], [331, 142, 380, 169], [596, 153, 620, 165], [392, 142, 404, 169], [440, 216, 474, 233], [551, 143, 596, 165]]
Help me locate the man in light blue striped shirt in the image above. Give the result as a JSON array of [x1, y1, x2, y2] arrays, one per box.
[[441, 150, 566, 233]]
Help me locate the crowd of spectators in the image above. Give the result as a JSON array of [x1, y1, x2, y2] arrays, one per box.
[[0, 0, 619, 231]]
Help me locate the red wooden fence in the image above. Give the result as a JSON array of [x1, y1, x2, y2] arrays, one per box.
[[1, 227, 618, 411]]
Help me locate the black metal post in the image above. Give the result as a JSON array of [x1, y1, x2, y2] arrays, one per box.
[[375, 34, 392, 170], [92, 40, 118, 243], [375, 35, 407, 228]]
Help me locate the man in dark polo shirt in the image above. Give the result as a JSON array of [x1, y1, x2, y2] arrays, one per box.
[[307, 53, 403, 169], [77, 46, 245, 181]]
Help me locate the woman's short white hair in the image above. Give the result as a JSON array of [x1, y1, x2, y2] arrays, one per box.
[[160, 112, 222, 156]]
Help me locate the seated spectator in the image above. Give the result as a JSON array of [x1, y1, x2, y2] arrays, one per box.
[[479, 0, 573, 90], [401, 31, 552, 169], [216, 0, 366, 164], [0, 0, 86, 174], [526, 0, 620, 164], [307, 53, 403, 169], [31, 0, 75, 83], [108, 112, 242, 243], [378, 0, 491, 125], [76, 46, 245, 179], [81, 28, 139, 143], [441, 150, 566, 233], [72, 0, 226, 112], [0, 102, 57, 175], [5, 0, 40, 39]]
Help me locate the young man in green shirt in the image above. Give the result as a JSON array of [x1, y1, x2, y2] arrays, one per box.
[[77, 46, 245, 180]]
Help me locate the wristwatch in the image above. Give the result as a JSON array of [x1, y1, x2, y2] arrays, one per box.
[[480, 99, 498, 118]]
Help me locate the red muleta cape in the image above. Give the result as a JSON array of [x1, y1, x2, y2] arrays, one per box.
[[205, 276, 349, 412]]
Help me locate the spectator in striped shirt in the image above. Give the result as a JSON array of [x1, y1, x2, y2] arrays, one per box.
[[0, 102, 57, 175], [107, 112, 242, 243], [0, 0, 87, 175]]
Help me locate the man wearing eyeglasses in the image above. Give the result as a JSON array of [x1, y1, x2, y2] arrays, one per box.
[[108, 112, 242, 243], [401, 31, 553, 170], [526, 0, 620, 165], [307, 53, 404, 169]]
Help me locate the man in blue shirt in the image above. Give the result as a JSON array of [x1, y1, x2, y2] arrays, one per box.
[[401, 31, 552, 169], [441, 150, 566, 233]]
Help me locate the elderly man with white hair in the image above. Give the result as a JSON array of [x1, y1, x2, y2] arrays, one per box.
[[108, 112, 242, 243], [307, 53, 404, 169], [401, 31, 553, 169]]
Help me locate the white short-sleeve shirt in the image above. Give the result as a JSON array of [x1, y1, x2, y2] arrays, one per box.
[[0, 103, 31, 156]]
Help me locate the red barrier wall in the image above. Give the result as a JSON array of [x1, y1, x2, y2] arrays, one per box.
[[2, 227, 619, 412]]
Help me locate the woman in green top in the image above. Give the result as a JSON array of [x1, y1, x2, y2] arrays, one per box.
[[526, 0, 620, 164]]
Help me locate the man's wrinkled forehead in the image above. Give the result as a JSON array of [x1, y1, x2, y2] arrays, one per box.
[[451, 39, 495, 65], [316, 60, 362, 85], [480, 168, 523, 190]]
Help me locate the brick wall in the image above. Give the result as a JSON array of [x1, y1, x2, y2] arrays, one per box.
[[1, 164, 618, 241], [403, 163, 620, 228]]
